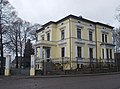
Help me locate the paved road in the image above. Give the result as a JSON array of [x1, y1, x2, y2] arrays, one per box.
[[0, 74, 120, 89]]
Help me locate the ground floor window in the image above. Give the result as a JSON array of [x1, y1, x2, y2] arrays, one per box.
[[110, 49, 112, 59], [46, 48, 50, 58], [89, 48, 93, 59], [61, 47, 65, 57], [77, 46, 82, 58]]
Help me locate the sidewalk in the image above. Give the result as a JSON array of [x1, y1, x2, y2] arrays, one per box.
[[1, 72, 120, 80]]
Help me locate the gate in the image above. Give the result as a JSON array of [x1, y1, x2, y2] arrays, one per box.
[[10, 61, 30, 76]]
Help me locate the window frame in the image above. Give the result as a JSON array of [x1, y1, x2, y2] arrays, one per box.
[[41, 35, 44, 40], [89, 48, 93, 59], [77, 46, 82, 58], [110, 49, 112, 59], [77, 28, 81, 39], [61, 47, 65, 57], [61, 30, 65, 40], [89, 31, 93, 41], [47, 32, 50, 41]]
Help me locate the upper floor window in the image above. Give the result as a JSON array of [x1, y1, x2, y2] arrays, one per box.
[[105, 34, 107, 43], [77, 46, 82, 58], [89, 31, 92, 41], [77, 28, 81, 39], [41, 35, 44, 40], [61, 30, 65, 40], [47, 33, 50, 41], [102, 34, 104, 42], [102, 34, 107, 43]]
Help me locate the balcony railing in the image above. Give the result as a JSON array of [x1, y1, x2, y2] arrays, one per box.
[[35, 40, 57, 46]]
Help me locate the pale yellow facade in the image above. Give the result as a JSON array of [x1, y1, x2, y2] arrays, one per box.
[[34, 15, 115, 70]]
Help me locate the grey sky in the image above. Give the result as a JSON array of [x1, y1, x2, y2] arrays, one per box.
[[8, 0, 120, 27]]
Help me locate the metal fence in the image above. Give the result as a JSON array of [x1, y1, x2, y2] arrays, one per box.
[[35, 57, 119, 75]]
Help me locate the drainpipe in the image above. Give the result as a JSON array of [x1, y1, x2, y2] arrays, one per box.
[[69, 18, 72, 70], [95, 24, 98, 67]]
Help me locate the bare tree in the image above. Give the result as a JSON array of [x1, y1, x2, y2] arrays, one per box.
[[116, 5, 120, 22], [0, 0, 41, 69], [28, 23, 41, 41], [114, 5, 120, 53], [113, 27, 120, 53], [0, 0, 17, 74], [4, 18, 41, 68]]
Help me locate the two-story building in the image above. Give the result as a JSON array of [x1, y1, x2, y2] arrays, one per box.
[[34, 14, 115, 70]]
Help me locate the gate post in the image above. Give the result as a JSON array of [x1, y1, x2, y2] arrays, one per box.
[[5, 55, 11, 76], [30, 55, 35, 76]]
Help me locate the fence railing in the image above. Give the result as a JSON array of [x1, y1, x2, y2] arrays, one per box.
[[35, 57, 119, 75]]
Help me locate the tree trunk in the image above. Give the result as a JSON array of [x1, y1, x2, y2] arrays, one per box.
[[15, 32, 18, 68], [0, 0, 4, 74]]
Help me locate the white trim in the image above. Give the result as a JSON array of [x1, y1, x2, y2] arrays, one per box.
[[59, 48, 61, 58], [40, 46, 43, 59], [104, 48, 107, 59], [44, 49, 46, 60], [50, 47, 52, 58], [101, 29, 109, 34], [93, 48, 96, 58], [101, 48, 103, 59], [88, 48, 90, 58], [76, 46, 77, 57], [82, 47, 84, 58], [65, 47, 66, 57]]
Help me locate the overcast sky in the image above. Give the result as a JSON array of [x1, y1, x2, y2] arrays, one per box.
[[8, 0, 120, 27]]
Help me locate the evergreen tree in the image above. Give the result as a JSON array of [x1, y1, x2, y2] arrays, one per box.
[[23, 39, 34, 68]]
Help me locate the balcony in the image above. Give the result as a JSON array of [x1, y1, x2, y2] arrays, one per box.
[[35, 40, 57, 47]]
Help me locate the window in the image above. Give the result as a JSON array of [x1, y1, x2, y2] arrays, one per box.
[[105, 34, 107, 43], [89, 31, 92, 41], [46, 48, 50, 58], [102, 49, 104, 59], [77, 28, 81, 39], [61, 47, 65, 57], [61, 30, 65, 40], [106, 49, 109, 59], [77, 46, 82, 58], [110, 49, 112, 59], [102, 34, 107, 43], [47, 33, 50, 41], [89, 48, 93, 59], [102, 34, 104, 43], [41, 35, 44, 40]]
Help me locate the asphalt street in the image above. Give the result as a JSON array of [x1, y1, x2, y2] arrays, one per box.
[[0, 74, 120, 89]]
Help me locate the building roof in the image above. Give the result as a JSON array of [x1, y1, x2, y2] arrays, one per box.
[[36, 14, 114, 33]]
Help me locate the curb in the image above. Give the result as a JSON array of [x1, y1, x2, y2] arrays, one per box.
[[1, 72, 120, 80]]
